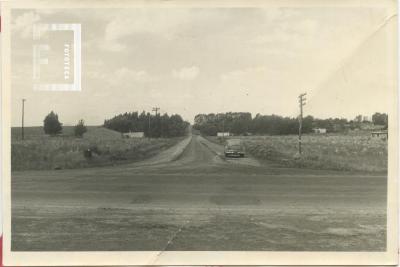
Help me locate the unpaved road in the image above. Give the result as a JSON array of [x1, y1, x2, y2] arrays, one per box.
[[12, 134, 386, 251]]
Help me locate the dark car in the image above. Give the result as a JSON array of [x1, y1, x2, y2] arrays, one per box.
[[224, 139, 245, 157]]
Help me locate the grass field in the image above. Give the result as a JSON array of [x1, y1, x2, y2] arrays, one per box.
[[12, 126, 183, 171], [207, 133, 387, 173], [11, 126, 123, 142]]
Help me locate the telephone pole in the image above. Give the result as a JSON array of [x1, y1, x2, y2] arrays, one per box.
[[148, 113, 151, 137], [152, 107, 160, 116], [152, 107, 160, 137], [298, 93, 306, 155], [21, 98, 26, 140]]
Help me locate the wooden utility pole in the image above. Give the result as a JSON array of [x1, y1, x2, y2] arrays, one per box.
[[152, 107, 160, 137], [21, 98, 26, 140], [298, 93, 306, 155], [148, 113, 151, 136], [152, 107, 160, 116]]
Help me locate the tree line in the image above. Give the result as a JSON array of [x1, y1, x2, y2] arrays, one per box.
[[41, 110, 189, 138], [103, 111, 189, 138], [39, 110, 388, 137], [193, 112, 388, 136]]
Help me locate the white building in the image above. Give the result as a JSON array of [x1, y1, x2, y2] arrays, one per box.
[[217, 132, 231, 137], [122, 132, 145, 138], [371, 131, 388, 140], [313, 128, 327, 134]]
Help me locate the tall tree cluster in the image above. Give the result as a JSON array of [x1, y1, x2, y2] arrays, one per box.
[[104, 111, 189, 138], [193, 112, 252, 136]]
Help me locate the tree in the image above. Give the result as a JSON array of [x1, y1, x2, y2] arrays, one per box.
[[43, 111, 62, 136], [302, 115, 314, 133], [354, 115, 363, 123], [74, 119, 87, 137], [372, 112, 388, 126]]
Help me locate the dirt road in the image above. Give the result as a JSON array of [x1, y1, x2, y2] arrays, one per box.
[[12, 134, 387, 251]]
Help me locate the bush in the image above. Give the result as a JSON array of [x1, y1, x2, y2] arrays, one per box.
[[83, 149, 92, 159], [74, 119, 87, 137]]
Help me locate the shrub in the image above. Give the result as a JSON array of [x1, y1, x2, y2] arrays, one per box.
[[74, 119, 87, 137]]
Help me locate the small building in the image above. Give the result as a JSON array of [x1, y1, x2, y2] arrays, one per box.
[[371, 131, 388, 140], [313, 128, 327, 134], [217, 132, 231, 137], [122, 131, 145, 138]]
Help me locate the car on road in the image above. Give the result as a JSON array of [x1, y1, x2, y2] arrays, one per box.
[[224, 139, 245, 158]]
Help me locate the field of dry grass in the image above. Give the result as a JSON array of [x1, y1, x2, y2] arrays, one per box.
[[208, 133, 387, 173], [12, 126, 183, 171]]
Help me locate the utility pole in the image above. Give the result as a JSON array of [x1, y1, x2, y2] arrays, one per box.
[[152, 107, 160, 137], [21, 98, 26, 140], [148, 113, 151, 137], [152, 107, 160, 116], [298, 93, 306, 155]]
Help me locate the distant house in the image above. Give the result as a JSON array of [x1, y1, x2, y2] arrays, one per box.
[[313, 128, 327, 134], [122, 132, 145, 138], [371, 130, 388, 140], [217, 132, 231, 137]]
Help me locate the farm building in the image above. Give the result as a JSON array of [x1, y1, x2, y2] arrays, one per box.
[[313, 128, 327, 134], [122, 132, 145, 138], [371, 130, 388, 140], [217, 132, 231, 137]]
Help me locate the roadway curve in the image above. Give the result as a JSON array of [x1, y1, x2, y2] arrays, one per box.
[[12, 133, 387, 251]]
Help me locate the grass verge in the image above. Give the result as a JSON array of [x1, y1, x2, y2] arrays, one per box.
[[206, 134, 387, 173], [12, 126, 184, 171]]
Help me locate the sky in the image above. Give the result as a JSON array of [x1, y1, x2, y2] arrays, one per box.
[[10, 5, 397, 126]]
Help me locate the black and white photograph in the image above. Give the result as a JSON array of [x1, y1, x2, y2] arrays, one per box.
[[1, 0, 398, 265]]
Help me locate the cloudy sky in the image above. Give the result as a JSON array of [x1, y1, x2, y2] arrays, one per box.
[[10, 5, 396, 126]]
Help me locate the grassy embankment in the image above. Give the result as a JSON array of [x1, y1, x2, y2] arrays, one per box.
[[207, 132, 387, 172], [12, 126, 184, 171]]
